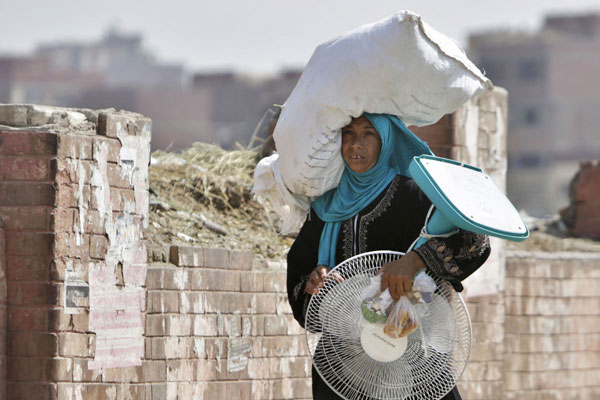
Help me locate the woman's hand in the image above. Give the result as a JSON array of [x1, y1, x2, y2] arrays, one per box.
[[305, 265, 343, 295], [379, 251, 426, 300]]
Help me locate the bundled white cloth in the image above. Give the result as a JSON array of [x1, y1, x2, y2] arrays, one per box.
[[253, 11, 492, 234]]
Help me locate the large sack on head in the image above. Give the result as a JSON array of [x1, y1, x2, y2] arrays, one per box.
[[275, 10, 491, 196], [253, 10, 492, 234]]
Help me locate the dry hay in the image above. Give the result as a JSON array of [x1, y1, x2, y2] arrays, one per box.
[[148, 143, 292, 261], [148, 143, 599, 261], [506, 214, 600, 253]]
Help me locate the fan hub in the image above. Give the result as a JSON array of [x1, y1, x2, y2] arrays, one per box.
[[360, 323, 408, 362]]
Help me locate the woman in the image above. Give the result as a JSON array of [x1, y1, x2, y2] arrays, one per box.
[[287, 113, 490, 400]]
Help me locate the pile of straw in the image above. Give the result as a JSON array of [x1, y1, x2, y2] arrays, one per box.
[[148, 143, 292, 260]]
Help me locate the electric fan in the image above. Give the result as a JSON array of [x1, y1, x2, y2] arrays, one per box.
[[306, 251, 471, 400], [305, 156, 529, 400]]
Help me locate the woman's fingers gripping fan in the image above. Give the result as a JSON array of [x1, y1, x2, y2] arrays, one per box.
[[305, 265, 344, 295]]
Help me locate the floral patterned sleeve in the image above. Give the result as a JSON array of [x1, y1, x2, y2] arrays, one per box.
[[413, 230, 491, 292]]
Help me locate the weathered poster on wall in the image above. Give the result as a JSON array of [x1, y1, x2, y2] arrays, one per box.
[[64, 269, 89, 314]]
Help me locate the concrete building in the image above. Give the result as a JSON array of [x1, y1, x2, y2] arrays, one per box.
[[0, 30, 302, 151], [468, 12, 600, 217], [192, 70, 301, 149]]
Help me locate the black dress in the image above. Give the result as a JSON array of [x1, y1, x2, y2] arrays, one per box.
[[287, 175, 491, 400]]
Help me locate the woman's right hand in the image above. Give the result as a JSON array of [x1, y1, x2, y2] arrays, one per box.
[[305, 265, 329, 295], [305, 265, 343, 294]]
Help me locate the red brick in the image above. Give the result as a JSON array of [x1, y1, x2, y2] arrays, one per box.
[[0, 206, 50, 231], [229, 250, 253, 271], [47, 308, 70, 332], [8, 332, 58, 357], [7, 282, 59, 306], [107, 162, 132, 188], [72, 358, 102, 382], [7, 357, 45, 381], [90, 235, 108, 259], [169, 246, 203, 267], [203, 247, 229, 269], [119, 384, 146, 399], [54, 232, 90, 258], [8, 307, 47, 331], [50, 257, 90, 282], [0, 131, 57, 156], [82, 209, 105, 235], [0, 182, 55, 206], [111, 188, 136, 212], [56, 134, 93, 160], [54, 158, 94, 186], [0, 282, 6, 305], [55, 183, 91, 208], [574, 216, 600, 239], [575, 203, 600, 218], [46, 357, 73, 381], [142, 360, 167, 382], [8, 382, 57, 400], [97, 112, 151, 139], [226, 381, 251, 398], [0, 156, 51, 181], [93, 136, 121, 163], [59, 332, 91, 357], [50, 207, 75, 233], [6, 232, 53, 256], [72, 312, 89, 332]]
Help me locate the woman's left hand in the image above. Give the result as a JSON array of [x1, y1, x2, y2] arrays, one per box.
[[378, 251, 426, 300]]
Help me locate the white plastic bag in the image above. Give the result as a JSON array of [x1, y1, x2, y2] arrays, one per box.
[[384, 296, 420, 338], [360, 275, 394, 324], [383, 271, 437, 338]]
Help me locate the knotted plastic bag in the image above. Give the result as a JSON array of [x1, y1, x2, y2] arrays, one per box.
[[383, 271, 437, 338], [360, 275, 394, 324]]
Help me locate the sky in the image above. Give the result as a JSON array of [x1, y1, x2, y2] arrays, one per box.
[[1, 0, 599, 75]]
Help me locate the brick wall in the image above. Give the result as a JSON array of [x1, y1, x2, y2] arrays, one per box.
[[504, 252, 600, 400], [144, 245, 311, 399], [410, 114, 454, 159], [0, 104, 151, 399]]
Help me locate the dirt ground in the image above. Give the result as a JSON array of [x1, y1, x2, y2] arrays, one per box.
[[148, 144, 600, 262]]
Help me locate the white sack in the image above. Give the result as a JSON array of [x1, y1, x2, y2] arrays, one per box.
[[253, 153, 310, 235], [253, 10, 492, 234]]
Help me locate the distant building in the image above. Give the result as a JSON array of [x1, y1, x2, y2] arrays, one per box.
[[35, 28, 184, 89], [0, 28, 301, 151], [192, 70, 301, 148], [469, 12, 600, 216]]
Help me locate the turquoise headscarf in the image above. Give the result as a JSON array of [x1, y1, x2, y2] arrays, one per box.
[[312, 113, 433, 268]]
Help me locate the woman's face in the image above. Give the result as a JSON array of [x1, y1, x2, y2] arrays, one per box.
[[341, 117, 382, 173]]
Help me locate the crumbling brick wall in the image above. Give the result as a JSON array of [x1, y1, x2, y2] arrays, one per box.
[[0, 104, 150, 399], [504, 252, 600, 400], [144, 245, 311, 399]]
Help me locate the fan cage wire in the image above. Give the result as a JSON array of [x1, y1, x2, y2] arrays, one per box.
[[305, 250, 472, 400]]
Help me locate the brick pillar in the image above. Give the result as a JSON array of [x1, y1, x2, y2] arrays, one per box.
[[0, 223, 6, 400], [0, 104, 151, 398], [0, 121, 59, 398], [410, 88, 509, 399]]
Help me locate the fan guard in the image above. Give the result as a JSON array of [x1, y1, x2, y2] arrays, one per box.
[[305, 251, 472, 400]]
